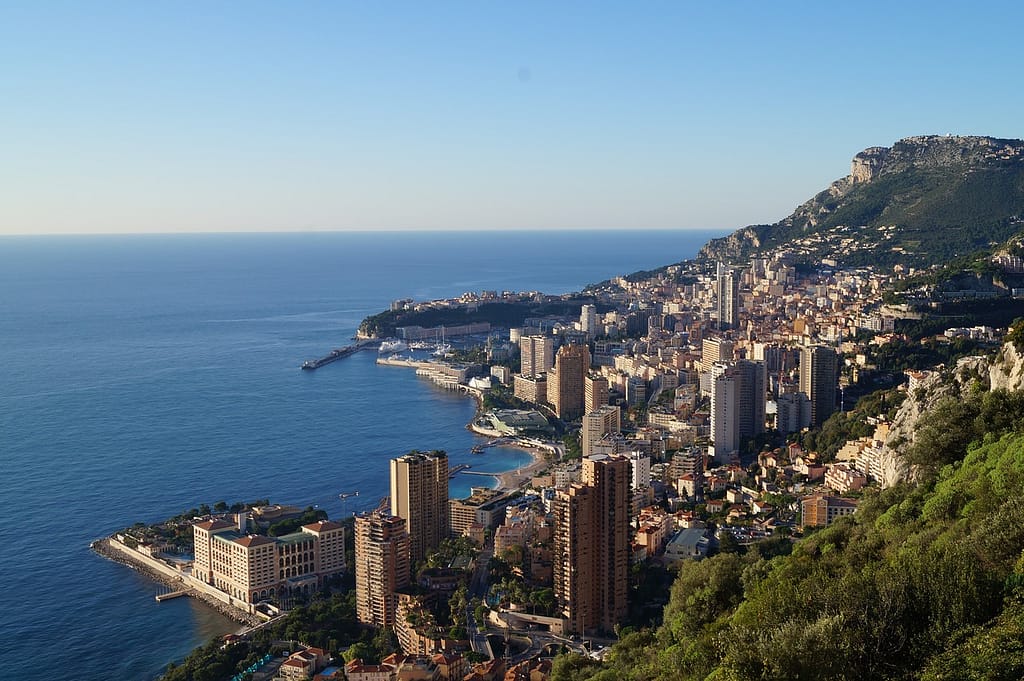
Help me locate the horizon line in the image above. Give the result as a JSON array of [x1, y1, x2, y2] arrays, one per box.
[[0, 226, 733, 238]]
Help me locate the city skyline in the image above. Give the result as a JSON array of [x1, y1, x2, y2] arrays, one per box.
[[4, 2, 1024, 235]]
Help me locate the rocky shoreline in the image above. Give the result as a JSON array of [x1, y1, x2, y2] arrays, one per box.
[[91, 537, 259, 628]]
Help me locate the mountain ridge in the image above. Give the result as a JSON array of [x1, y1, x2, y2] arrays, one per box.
[[699, 135, 1024, 268]]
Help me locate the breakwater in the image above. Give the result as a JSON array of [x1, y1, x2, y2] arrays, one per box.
[[301, 339, 377, 370], [92, 538, 260, 628]]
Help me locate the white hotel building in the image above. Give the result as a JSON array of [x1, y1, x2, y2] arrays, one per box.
[[193, 518, 345, 611]]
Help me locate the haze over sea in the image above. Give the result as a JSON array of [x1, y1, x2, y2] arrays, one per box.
[[0, 229, 718, 680]]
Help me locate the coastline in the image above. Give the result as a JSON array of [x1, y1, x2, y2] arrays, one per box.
[[494, 447, 549, 490], [91, 537, 259, 628], [93, 353, 552, 666], [456, 373, 554, 491]]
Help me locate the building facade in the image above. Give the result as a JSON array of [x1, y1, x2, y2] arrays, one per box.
[[354, 512, 411, 627], [192, 518, 345, 611], [520, 335, 555, 379], [709, 360, 766, 464], [553, 454, 629, 634], [391, 450, 449, 563], [581, 405, 621, 458], [717, 262, 739, 330], [801, 495, 857, 529], [580, 304, 598, 339], [584, 374, 609, 414], [548, 344, 591, 421], [800, 345, 838, 427]]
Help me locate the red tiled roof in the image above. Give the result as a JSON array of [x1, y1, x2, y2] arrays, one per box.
[[233, 535, 277, 548], [303, 520, 344, 532], [194, 519, 234, 531]]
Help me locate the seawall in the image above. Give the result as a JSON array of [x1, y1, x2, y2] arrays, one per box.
[[92, 538, 260, 627]]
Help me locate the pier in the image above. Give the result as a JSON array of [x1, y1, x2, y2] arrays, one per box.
[[301, 339, 376, 370], [449, 463, 472, 478], [155, 589, 189, 602]]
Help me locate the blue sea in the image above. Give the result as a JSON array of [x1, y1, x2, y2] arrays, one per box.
[[0, 229, 719, 680]]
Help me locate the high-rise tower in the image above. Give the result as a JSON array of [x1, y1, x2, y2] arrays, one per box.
[[584, 374, 609, 414], [581, 405, 620, 458], [580, 304, 598, 339], [799, 346, 838, 427], [717, 262, 739, 330], [354, 512, 411, 627], [520, 335, 555, 379], [548, 344, 591, 421], [709, 360, 766, 464], [390, 450, 449, 563], [553, 454, 629, 635]]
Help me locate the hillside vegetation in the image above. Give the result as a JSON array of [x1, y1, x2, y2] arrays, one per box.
[[553, 385, 1024, 681], [700, 135, 1024, 268]]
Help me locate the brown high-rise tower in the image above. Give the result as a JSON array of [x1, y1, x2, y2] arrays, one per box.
[[354, 512, 410, 628], [548, 344, 591, 421], [553, 454, 629, 635], [390, 450, 449, 563]]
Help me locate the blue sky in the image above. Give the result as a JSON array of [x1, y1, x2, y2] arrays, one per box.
[[3, 2, 1022, 234]]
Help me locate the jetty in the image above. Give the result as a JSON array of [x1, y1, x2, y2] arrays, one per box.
[[155, 589, 189, 602], [301, 339, 376, 370], [449, 463, 472, 478]]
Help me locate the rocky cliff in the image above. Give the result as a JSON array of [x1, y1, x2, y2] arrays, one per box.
[[699, 135, 1024, 267], [877, 337, 1024, 486]]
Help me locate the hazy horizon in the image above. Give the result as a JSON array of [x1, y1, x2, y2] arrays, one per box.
[[3, 3, 1022, 235]]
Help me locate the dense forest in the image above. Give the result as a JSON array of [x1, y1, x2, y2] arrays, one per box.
[[551, 385, 1024, 681]]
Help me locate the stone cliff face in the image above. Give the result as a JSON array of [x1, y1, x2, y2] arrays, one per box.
[[990, 341, 1024, 392], [850, 146, 890, 184], [877, 339, 1024, 486], [878, 355, 991, 487], [859, 135, 1024, 179], [698, 135, 1024, 262]]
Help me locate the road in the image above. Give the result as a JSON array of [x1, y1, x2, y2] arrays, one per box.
[[466, 536, 496, 657]]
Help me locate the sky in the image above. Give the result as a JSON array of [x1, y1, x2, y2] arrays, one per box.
[[2, 1, 1023, 235]]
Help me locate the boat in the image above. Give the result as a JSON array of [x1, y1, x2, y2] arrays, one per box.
[[432, 326, 451, 356], [378, 339, 409, 354]]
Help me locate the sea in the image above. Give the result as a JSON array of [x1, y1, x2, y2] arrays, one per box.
[[0, 229, 721, 680]]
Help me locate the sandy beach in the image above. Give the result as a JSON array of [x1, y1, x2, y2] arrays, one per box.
[[495, 446, 551, 490]]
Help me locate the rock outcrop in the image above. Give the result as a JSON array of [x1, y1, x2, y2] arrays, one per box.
[[990, 340, 1024, 392], [850, 146, 890, 184], [875, 339, 1024, 486]]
